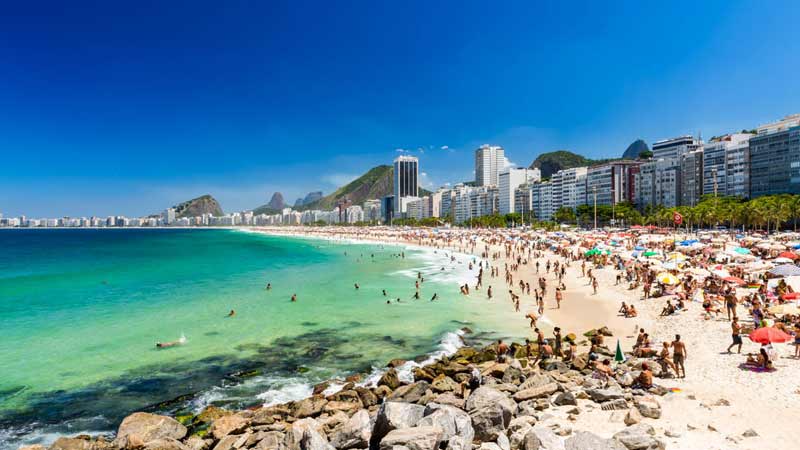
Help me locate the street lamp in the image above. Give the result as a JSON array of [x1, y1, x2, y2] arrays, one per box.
[[593, 186, 597, 230]]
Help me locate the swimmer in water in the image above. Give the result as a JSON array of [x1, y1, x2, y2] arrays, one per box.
[[266, 283, 271, 290], [291, 294, 297, 302], [382, 289, 387, 296], [354, 283, 360, 289], [431, 293, 438, 301], [228, 309, 235, 317]]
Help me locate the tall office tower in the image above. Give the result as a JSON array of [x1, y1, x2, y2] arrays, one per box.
[[393, 155, 419, 212], [475, 144, 505, 186]]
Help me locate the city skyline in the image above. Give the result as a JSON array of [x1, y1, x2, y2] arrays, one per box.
[[2, 1, 800, 217]]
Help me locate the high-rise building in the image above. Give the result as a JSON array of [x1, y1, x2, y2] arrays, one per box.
[[531, 182, 554, 221], [635, 159, 681, 209], [586, 161, 641, 206], [475, 145, 505, 187], [498, 167, 541, 214], [514, 185, 533, 219], [162, 208, 176, 225], [702, 133, 752, 198], [393, 155, 419, 212], [552, 167, 588, 210], [381, 195, 394, 224], [652, 135, 703, 160], [749, 115, 800, 198], [680, 149, 704, 206]]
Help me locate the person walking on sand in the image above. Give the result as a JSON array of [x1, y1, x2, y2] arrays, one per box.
[[727, 317, 743, 354], [592, 277, 599, 295], [671, 334, 687, 378], [555, 287, 563, 309], [487, 285, 493, 300]]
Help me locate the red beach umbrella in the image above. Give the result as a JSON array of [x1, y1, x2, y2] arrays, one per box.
[[783, 292, 800, 300], [778, 251, 799, 260], [749, 327, 793, 344], [723, 276, 746, 285]]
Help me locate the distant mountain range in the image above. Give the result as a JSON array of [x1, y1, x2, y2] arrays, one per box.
[[294, 191, 323, 207], [529, 140, 649, 179], [622, 139, 650, 159], [172, 195, 223, 218]]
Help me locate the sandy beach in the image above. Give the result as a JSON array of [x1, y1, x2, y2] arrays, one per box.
[[251, 225, 800, 450]]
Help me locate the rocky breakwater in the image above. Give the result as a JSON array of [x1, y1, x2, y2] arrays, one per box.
[[27, 340, 673, 450]]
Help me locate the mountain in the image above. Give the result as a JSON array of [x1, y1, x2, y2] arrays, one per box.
[[300, 165, 394, 211], [622, 139, 649, 159], [173, 195, 223, 218], [294, 191, 323, 207], [528, 150, 625, 179], [268, 192, 286, 210]]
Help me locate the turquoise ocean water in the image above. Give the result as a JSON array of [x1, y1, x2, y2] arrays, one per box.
[[0, 229, 529, 448]]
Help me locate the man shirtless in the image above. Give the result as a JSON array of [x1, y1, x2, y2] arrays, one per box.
[[671, 334, 687, 378], [727, 317, 743, 354]]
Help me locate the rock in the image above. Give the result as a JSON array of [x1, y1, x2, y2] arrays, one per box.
[[442, 362, 471, 377], [466, 387, 517, 441], [543, 361, 570, 373], [330, 409, 371, 450], [143, 438, 189, 450], [209, 414, 250, 440], [553, 392, 577, 406], [518, 374, 553, 392], [634, 396, 661, 419], [600, 399, 629, 411], [418, 403, 474, 449], [664, 428, 681, 438], [379, 426, 443, 450], [587, 388, 624, 403], [742, 429, 759, 438], [195, 406, 233, 427], [387, 381, 430, 403], [212, 435, 239, 450], [370, 402, 426, 448], [284, 418, 332, 450], [292, 396, 329, 419], [502, 365, 524, 385], [388, 358, 407, 368], [565, 431, 626, 450], [521, 426, 565, 450], [616, 373, 634, 388], [714, 398, 731, 407], [323, 400, 363, 416], [313, 381, 331, 395], [517, 400, 538, 417], [19, 446, 46, 450], [479, 444, 502, 450], [571, 354, 589, 371], [431, 375, 460, 393], [598, 327, 613, 337], [413, 367, 437, 383], [355, 387, 379, 408], [49, 438, 100, 450], [496, 433, 511, 450], [613, 423, 664, 450], [378, 369, 402, 390], [623, 407, 642, 426], [433, 392, 465, 409], [374, 385, 394, 399], [115, 412, 187, 448], [513, 384, 559, 402]]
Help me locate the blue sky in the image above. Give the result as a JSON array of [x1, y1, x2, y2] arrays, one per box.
[[2, 1, 799, 217]]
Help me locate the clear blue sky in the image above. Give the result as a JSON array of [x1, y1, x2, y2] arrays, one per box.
[[2, 1, 799, 217]]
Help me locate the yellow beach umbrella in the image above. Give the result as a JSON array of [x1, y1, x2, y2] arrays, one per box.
[[656, 272, 679, 285]]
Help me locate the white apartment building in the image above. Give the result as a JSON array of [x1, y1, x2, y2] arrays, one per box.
[[702, 133, 753, 198], [475, 144, 505, 187], [651, 135, 703, 160], [532, 182, 554, 221], [635, 159, 681, 208], [552, 167, 588, 210], [498, 167, 541, 215]]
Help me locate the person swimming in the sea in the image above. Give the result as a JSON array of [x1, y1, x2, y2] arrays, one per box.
[[291, 294, 297, 302], [431, 293, 438, 301], [227, 309, 235, 317], [265, 283, 271, 290], [354, 283, 360, 289]]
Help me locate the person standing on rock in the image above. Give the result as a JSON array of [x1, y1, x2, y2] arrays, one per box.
[[553, 327, 563, 358], [671, 334, 687, 378], [496, 339, 509, 362]]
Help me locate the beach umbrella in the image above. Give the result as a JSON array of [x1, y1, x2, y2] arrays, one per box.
[[748, 327, 793, 344], [784, 292, 800, 300], [723, 276, 746, 286], [768, 303, 800, 315], [643, 251, 659, 257], [778, 251, 799, 260], [687, 267, 711, 277], [634, 245, 646, 251], [656, 272, 679, 285], [769, 265, 800, 277], [734, 247, 751, 255], [667, 252, 687, 261], [773, 257, 794, 264], [614, 339, 626, 363]]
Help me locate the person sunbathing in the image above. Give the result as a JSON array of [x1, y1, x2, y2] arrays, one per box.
[[626, 305, 638, 317], [745, 348, 773, 370]]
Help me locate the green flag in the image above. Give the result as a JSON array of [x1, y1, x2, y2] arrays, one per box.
[[614, 339, 626, 363]]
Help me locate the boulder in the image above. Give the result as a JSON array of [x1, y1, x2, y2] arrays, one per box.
[[431, 375, 460, 393], [418, 403, 474, 449], [330, 409, 372, 450], [49, 438, 100, 450], [612, 424, 664, 450], [433, 392, 465, 409], [623, 408, 642, 426], [502, 366, 524, 385], [466, 389, 517, 442], [183, 436, 208, 450], [142, 438, 189, 450], [518, 374, 553, 392], [553, 392, 577, 407], [379, 426, 443, 450], [211, 435, 238, 450], [378, 369, 402, 390], [374, 386, 394, 399], [284, 418, 332, 450], [292, 396, 329, 419], [253, 432, 286, 450], [565, 432, 626, 450], [442, 362, 471, 377], [115, 412, 187, 448], [19, 446, 46, 450], [478, 444, 502, 450], [388, 359, 407, 368], [512, 384, 559, 402], [209, 414, 249, 440], [323, 400, 363, 416], [634, 396, 661, 419], [387, 381, 430, 403], [355, 386, 379, 408], [521, 426, 565, 450], [543, 361, 570, 373], [413, 367, 437, 383], [586, 388, 625, 403], [496, 433, 510, 450], [370, 402, 426, 448], [598, 327, 613, 337]]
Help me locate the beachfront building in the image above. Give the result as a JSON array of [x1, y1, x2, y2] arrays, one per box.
[[439, 188, 455, 221], [680, 149, 704, 206], [162, 208, 176, 225], [552, 167, 588, 210], [514, 184, 533, 219], [635, 158, 681, 209], [498, 167, 541, 215], [427, 191, 442, 218], [453, 185, 497, 224], [531, 182, 555, 221], [381, 195, 394, 224], [475, 144, 505, 187], [702, 133, 753, 198], [398, 196, 420, 219], [393, 155, 419, 212], [585, 161, 641, 207], [652, 135, 703, 160], [363, 199, 381, 222], [749, 114, 800, 198]]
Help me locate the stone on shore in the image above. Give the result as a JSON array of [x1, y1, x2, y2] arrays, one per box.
[[634, 396, 661, 419], [378, 426, 443, 450], [466, 387, 517, 441], [418, 403, 474, 449], [612, 423, 664, 450], [564, 431, 626, 450], [370, 402, 426, 448], [115, 412, 188, 448], [387, 381, 430, 403], [378, 369, 402, 390], [329, 409, 372, 450]]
